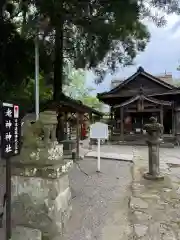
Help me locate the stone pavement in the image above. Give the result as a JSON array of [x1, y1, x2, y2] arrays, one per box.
[[130, 146, 180, 239], [0, 145, 180, 239], [85, 150, 133, 162], [63, 145, 180, 240]]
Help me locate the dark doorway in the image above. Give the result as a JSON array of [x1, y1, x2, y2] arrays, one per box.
[[163, 109, 172, 134]]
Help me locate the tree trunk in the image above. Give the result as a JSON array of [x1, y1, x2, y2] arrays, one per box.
[[0, 0, 6, 18], [53, 19, 64, 101]]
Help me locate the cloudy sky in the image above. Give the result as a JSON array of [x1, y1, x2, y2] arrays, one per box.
[[87, 13, 180, 94]]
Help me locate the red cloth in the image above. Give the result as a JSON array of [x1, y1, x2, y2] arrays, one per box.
[[81, 123, 86, 138]]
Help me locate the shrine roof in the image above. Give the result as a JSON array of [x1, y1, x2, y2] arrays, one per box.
[[113, 92, 172, 109], [40, 93, 103, 116], [149, 89, 180, 97], [98, 67, 176, 99]]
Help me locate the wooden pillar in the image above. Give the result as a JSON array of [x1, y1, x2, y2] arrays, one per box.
[[175, 107, 180, 144], [110, 107, 113, 139], [56, 113, 64, 142], [172, 109, 175, 135], [64, 112, 68, 140], [160, 105, 163, 126], [80, 113, 84, 140], [120, 107, 124, 140], [69, 113, 72, 140], [89, 112, 93, 124], [89, 113, 93, 149], [76, 112, 80, 160]]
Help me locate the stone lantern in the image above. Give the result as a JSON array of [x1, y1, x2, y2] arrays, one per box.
[[9, 110, 73, 240], [143, 117, 164, 180]]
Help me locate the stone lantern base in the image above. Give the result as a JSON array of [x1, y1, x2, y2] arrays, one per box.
[[11, 157, 73, 240], [143, 172, 164, 180], [10, 110, 73, 240]]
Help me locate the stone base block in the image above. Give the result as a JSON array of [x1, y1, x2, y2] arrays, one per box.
[[12, 226, 42, 240], [143, 172, 164, 180], [11, 172, 72, 239]]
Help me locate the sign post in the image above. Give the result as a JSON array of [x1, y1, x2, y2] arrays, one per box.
[[97, 138, 101, 172], [90, 122, 109, 172], [1, 103, 21, 240]]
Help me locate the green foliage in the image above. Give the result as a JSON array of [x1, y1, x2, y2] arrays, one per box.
[[83, 96, 103, 111], [0, 0, 180, 102], [174, 81, 180, 87], [22, 0, 180, 84], [0, 19, 35, 92], [63, 69, 103, 111], [4, 75, 52, 114], [18, 0, 151, 86], [63, 69, 93, 98]]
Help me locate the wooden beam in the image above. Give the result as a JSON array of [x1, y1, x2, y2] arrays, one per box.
[[125, 109, 160, 113]]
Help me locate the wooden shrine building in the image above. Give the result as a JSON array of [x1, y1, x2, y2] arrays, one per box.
[[23, 93, 103, 157], [97, 67, 180, 145]]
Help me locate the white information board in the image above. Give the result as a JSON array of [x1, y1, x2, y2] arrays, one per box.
[[89, 122, 109, 172], [90, 122, 109, 140]]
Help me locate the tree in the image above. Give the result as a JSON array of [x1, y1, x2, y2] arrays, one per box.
[[1, 0, 180, 102], [18, 0, 151, 101], [83, 96, 104, 112], [4, 74, 53, 115], [25, 0, 180, 99], [63, 68, 104, 111], [0, 15, 35, 96]]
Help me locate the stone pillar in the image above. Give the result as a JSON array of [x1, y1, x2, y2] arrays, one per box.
[[143, 117, 164, 180], [10, 110, 73, 240], [175, 107, 180, 144]]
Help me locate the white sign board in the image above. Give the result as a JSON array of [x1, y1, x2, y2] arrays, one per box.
[[90, 122, 109, 172], [90, 122, 109, 139]]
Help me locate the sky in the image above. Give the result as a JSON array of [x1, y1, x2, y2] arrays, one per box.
[[86, 13, 180, 94]]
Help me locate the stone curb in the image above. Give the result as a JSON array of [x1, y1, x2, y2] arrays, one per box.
[[84, 154, 133, 163]]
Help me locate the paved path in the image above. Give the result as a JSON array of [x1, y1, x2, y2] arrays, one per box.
[[87, 145, 180, 166], [62, 158, 133, 240], [130, 146, 180, 239], [85, 151, 133, 162], [0, 145, 180, 239]]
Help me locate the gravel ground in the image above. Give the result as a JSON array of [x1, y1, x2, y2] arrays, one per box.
[[62, 158, 133, 240]]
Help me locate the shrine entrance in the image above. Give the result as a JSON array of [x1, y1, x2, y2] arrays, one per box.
[[111, 91, 173, 140]]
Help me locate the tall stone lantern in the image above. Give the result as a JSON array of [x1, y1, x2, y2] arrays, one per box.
[[143, 117, 164, 180]]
